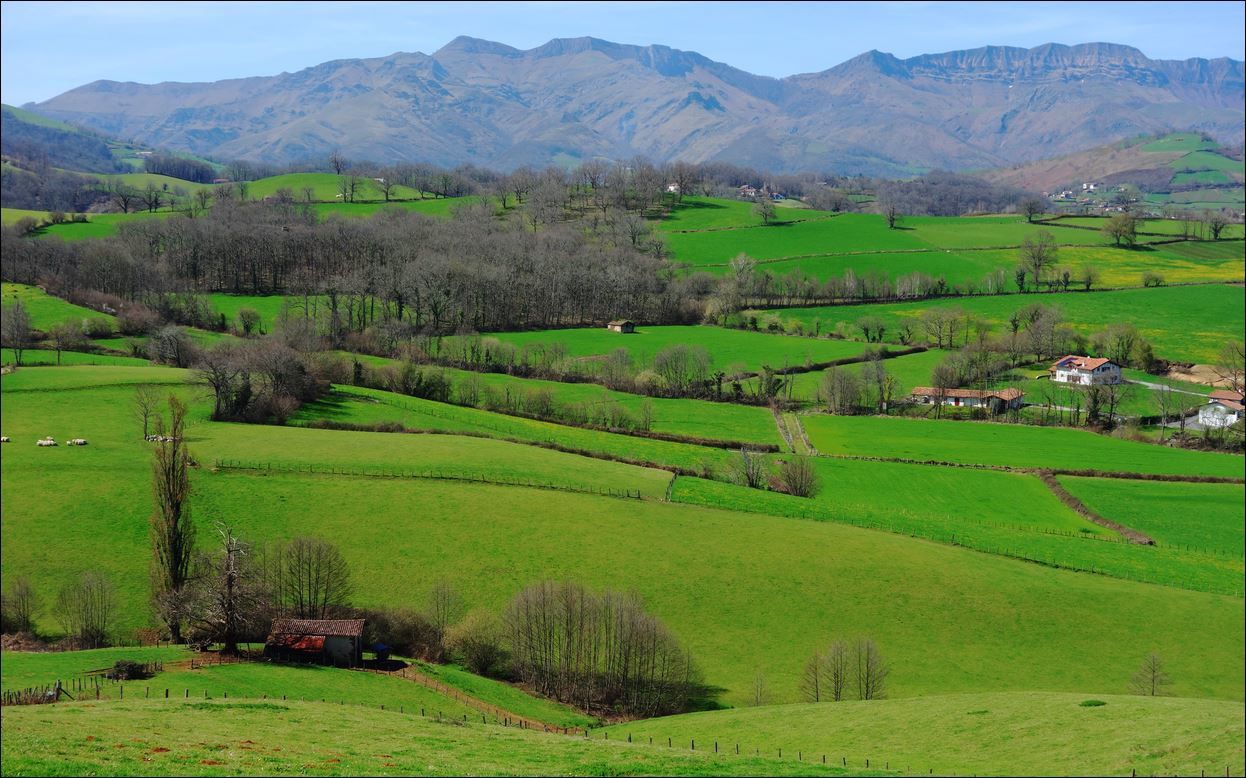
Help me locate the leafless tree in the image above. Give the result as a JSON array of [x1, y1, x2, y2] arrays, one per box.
[[752, 668, 769, 706], [1, 299, 33, 366], [186, 524, 266, 655], [823, 640, 850, 701], [273, 536, 353, 619], [505, 580, 699, 716], [779, 456, 819, 497], [133, 385, 159, 438], [56, 571, 116, 648], [1213, 340, 1244, 394], [428, 579, 464, 660], [3, 576, 38, 633], [329, 150, 348, 175], [150, 395, 196, 642], [1018, 231, 1058, 290], [1021, 197, 1045, 223], [1203, 209, 1230, 240], [853, 638, 889, 700], [821, 366, 862, 415], [1130, 651, 1172, 696], [800, 650, 824, 701], [1078, 264, 1102, 291], [48, 321, 85, 365], [731, 447, 768, 489], [1102, 212, 1138, 247], [754, 196, 776, 225]]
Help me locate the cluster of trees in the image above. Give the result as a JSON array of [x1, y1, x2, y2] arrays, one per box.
[[877, 171, 1031, 218], [800, 639, 890, 702], [730, 449, 820, 497], [194, 340, 325, 423], [818, 355, 899, 416], [142, 153, 217, 184], [503, 580, 700, 717]]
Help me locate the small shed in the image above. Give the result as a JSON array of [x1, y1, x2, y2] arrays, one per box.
[[264, 618, 365, 667], [607, 320, 636, 334], [911, 386, 1024, 413]]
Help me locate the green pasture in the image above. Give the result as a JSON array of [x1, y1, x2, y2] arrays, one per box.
[[245, 172, 426, 202], [801, 413, 1245, 478], [0, 645, 188, 692], [1171, 150, 1246, 175], [739, 349, 949, 403], [605, 692, 1246, 778], [1, 282, 117, 332], [1058, 477, 1245, 556], [0, 699, 843, 778], [95, 172, 211, 194], [204, 294, 296, 333], [330, 353, 780, 445], [1173, 170, 1234, 186], [671, 472, 1243, 595], [293, 384, 739, 474], [664, 213, 1162, 269], [489, 325, 868, 375], [2, 365, 1244, 706], [35, 210, 177, 241], [2, 348, 148, 367], [1, 207, 54, 225], [415, 662, 596, 730], [1046, 216, 1244, 239], [1140, 134, 1220, 153], [761, 284, 1246, 363], [657, 196, 829, 232]]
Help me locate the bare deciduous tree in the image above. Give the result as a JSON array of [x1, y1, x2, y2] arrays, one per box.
[[853, 638, 889, 700], [150, 395, 196, 643], [1, 299, 33, 366], [2, 576, 39, 633], [1130, 651, 1172, 696], [56, 571, 116, 648], [731, 447, 768, 489], [133, 385, 159, 438], [779, 456, 819, 498], [274, 536, 353, 619]]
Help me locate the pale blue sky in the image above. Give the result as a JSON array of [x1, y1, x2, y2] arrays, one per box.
[[2, 0, 1243, 105]]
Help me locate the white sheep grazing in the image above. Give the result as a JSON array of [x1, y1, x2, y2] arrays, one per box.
[[0, 436, 10, 443], [68, 438, 88, 446], [36, 438, 57, 447]]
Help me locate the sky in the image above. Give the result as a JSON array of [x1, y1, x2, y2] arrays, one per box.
[[1, 0, 1243, 105]]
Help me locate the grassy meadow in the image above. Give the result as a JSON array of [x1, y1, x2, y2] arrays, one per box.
[[0, 699, 851, 777], [604, 692, 1246, 778], [762, 284, 1246, 363], [4, 367, 1244, 707], [801, 413, 1245, 478], [489, 325, 869, 374]]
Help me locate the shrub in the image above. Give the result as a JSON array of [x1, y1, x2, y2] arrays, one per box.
[[105, 659, 154, 681], [446, 608, 507, 677], [1079, 699, 1107, 707], [82, 317, 115, 339]]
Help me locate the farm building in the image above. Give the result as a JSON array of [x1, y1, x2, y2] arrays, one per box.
[[1198, 390, 1244, 428], [1049, 355, 1122, 385], [911, 387, 1025, 413], [738, 185, 758, 199], [264, 618, 365, 667], [606, 320, 636, 333]]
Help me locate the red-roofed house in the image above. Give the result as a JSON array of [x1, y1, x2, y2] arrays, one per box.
[[264, 619, 365, 667], [1049, 355, 1122, 385], [1198, 390, 1244, 429], [911, 386, 1025, 413]]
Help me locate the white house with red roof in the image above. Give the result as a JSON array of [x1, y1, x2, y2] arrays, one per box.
[[1049, 355, 1122, 386], [1198, 390, 1244, 428]]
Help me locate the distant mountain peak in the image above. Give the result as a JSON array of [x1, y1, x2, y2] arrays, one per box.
[[29, 36, 1244, 176]]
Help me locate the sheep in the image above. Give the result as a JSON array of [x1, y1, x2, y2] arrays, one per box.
[[145, 434, 177, 443], [68, 438, 88, 446], [36, 437, 57, 447], [0, 436, 10, 443]]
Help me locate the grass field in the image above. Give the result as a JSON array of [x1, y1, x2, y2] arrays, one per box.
[[96, 172, 212, 194], [3, 365, 1245, 708], [604, 692, 1246, 778], [1140, 134, 1220, 153], [489, 325, 868, 375], [1171, 150, 1246, 175], [1057, 477, 1245, 556], [245, 172, 427, 202], [0, 699, 848, 777], [1, 282, 117, 332], [762, 284, 1246, 363], [656, 196, 831, 232], [2, 348, 150, 367], [801, 414, 1244, 478]]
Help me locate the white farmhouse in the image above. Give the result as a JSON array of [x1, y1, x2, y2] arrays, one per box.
[[1049, 355, 1122, 386], [1198, 390, 1244, 428]]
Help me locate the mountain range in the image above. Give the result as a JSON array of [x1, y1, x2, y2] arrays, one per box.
[[28, 37, 1246, 176]]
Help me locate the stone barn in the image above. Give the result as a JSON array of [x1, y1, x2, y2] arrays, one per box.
[[607, 320, 636, 333], [264, 618, 365, 667]]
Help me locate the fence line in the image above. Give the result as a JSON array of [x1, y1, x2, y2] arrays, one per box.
[[211, 458, 642, 500]]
